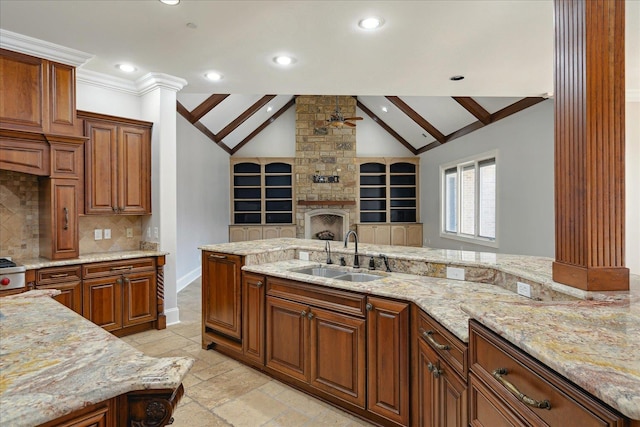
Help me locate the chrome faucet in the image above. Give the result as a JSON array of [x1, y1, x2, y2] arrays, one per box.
[[325, 241, 333, 264], [344, 230, 360, 268]]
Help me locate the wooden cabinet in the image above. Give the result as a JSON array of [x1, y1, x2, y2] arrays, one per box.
[[392, 224, 423, 247], [202, 251, 244, 351], [82, 258, 157, 335], [357, 223, 423, 247], [266, 277, 367, 408], [242, 273, 266, 365], [413, 309, 468, 427], [39, 178, 79, 259], [357, 224, 391, 245], [366, 296, 410, 426], [0, 49, 77, 136], [229, 225, 263, 242], [262, 225, 296, 239], [80, 111, 152, 215], [35, 265, 82, 314], [469, 320, 626, 427]]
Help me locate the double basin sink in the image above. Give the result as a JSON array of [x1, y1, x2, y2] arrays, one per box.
[[291, 266, 384, 282]]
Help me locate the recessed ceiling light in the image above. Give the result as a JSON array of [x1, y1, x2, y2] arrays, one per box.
[[266, 106, 273, 113], [450, 75, 465, 81], [358, 17, 384, 30], [381, 106, 388, 113], [117, 63, 137, 73], [273, 55, 296, 66], [205, 71, 223, 81], [159, 0, 180, 5]]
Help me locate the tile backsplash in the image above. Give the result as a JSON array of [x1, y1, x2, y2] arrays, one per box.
[[79, 215, 143, 254], [0, 170, 40, 259]]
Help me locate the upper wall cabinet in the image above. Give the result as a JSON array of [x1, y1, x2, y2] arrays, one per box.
[[79, 111, 152, 215], [0, 48, 77, 136]]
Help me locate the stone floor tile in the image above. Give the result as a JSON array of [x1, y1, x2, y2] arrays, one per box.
[[213, 389, 288, 426], [170, 402, 231, 427]]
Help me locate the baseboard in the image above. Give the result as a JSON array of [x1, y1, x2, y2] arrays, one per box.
[[165, 307, 180, 326], [177, 266, 201, 292]]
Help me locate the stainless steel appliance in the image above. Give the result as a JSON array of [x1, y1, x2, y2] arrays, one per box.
[[0, 257, 26, 291]]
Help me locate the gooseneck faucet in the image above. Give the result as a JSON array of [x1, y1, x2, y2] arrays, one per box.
[[325, 241, 333, 264], [344, 230, 360, 268]]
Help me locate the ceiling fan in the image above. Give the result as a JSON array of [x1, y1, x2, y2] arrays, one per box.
[[326, 96, 363, 127]]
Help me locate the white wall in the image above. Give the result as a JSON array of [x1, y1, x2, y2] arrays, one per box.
[[76, 83, 141, 119], [626, 100, 640, 275], [176, 114, 230, 291], [420, 100, 555, 257], [233, 107, 296, 157], [356, 107, 415, 157]]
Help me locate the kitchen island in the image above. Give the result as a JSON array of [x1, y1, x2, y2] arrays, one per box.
[[200, 238, 639, 426], [0, 290, 193, 427]]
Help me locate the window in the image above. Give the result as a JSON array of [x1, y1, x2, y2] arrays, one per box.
[[441, 153, 496, 245]]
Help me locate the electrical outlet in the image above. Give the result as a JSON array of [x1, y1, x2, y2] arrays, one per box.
[[147, 227, 151, 238], [103, 229, 111, 239], [154, 227, 159, 238], [446, 266, 465, 281], [299, 251, 309, 261], [517, 282, 532, 298], [126, 228, 133, 238], [94, 229, 103, 240]]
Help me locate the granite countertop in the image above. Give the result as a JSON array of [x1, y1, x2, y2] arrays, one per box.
[[16, 250, 169, 270], [203, 238, 640, 420], [0, 291, 193, 426]]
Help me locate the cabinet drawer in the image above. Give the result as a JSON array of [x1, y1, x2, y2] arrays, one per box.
[[82, 257, 156, 279], [37, 265, 81, 284], [469, 320, 625, 427], [417, 309, 467, 379], [266, 277, 366, 318]]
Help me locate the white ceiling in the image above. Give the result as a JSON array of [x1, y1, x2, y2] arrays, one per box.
[[1, 1, 637, 152]]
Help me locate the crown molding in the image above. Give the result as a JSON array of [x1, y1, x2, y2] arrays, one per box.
[[76, 69, 188, 96], [0, 29, 93, 67], [136, 72, 188, 95]]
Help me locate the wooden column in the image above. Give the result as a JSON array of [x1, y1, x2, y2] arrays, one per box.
[[553, 0, 628, 291]]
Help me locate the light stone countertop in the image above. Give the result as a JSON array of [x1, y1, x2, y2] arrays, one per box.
[[0, 291, 193, 427], [202, 238, 640, 420], [16, 250, 169, 270]]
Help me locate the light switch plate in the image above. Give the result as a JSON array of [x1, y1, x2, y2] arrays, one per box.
[[104, 229, 111, 239], [446, 266, 465, 281], [94, 229, 103, 240], [299, 251, 309, 261], [517, 282, 532, 298]]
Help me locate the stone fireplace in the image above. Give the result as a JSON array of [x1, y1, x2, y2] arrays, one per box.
[[294, 96, 358, 238], [304, 209, 350, 241]]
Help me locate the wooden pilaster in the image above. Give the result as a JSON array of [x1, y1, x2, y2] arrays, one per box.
[[553, 0, 629, 291]]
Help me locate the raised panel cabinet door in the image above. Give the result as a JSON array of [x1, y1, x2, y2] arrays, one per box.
[[202, 252, 243, 339], [47, 61, 77, 135], [406, 224, 423, 247], [374, 224, 391, 245], [242, 273, 265, 364], [83, 277, 123, 331], [416, 338, 439, 427], [309, 306, 366, 408], [265, 296, 309, 382], [122, 271, 157, 327], [391, 225, 407, 246], [0, 49, 44, 131], [52, 180, 79, 257], [366, 297, 410, 426], [84, 120, 118, 214], [37, 281, 83, 315], [117, 125, 151, 214], [279, 226, 297, 238], [229, 226, 248, 242], [246, 226, 263, 241], [356, 225, 376, 244], [262, 226, 279, 240]]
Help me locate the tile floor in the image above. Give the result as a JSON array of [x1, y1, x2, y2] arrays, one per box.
[[123, 278, 374, 427]]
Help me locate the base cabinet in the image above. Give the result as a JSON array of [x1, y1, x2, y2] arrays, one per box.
[[229, 225, 296, 242], [357, 223, 423, 247], [242, 273, 266, 365], [35, 265, 82, 314]]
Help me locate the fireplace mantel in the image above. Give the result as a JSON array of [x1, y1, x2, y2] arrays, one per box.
[[297, 200, 356, 206]]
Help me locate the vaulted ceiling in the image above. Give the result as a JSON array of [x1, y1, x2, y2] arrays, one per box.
[[1, 1, 637, 155]]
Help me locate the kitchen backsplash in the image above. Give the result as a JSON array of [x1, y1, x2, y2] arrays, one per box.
[[0, 170, 40, 259], [78, 215, 143, 254]]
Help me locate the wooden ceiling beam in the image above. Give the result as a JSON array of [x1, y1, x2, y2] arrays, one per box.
[[177, 100, 232, 154], [190, 94, 230, 122], [356, 99, 418, 155], [216, 95, 277, 143], [490, 97, 546, 122], [177, 100, 195, 122], [385, 96, 446, 144], [453, 97, 491, 125], [230, 96, 296, 155]]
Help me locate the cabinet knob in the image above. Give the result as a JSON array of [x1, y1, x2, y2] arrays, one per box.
[[256, 281, 263, 287], [307, 311, 314, 320], [116, 278, 123, 285], [301, 310, 307, 317], [365, 303, 373, 311]]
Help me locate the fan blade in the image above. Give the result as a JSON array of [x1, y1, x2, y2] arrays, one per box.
[[327, 121, 342, 127], [342, 117, 363, 121], [343, 121, 356, 127]]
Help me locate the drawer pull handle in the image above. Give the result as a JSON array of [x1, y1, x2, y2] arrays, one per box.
[[49, 273, 69, 278], [427, 362, 443, 378], [421, 328, 450, 351], [63, 207, 69, 230], [208, 254, 228, 260], [492, 368, 551, 410], [110, 266, 133, 271]]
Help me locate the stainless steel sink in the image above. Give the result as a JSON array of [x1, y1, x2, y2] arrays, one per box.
[[333, 273, 382, 282], [292, 267, 346, 278]]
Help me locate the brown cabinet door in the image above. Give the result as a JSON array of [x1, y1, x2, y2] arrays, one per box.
[[0, 49, 45, 131], [366, 297, 410, 426], [84, 120, 118, 214], [83, 276, 123, 331], [117, 125, 150, 214], [52, 180, 78, 256], [123, 271, 157, 327], [242, 273, 265, 364], [309, 306, 366, 408], [416, 338, 468, 427], [202, 252, 243, 339], [47, 61, 77, 135], [266, 295, 309, 382], [37, 281, 83, 315]]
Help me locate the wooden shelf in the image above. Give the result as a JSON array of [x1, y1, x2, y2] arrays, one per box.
[[297, 200, 356, 206]]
